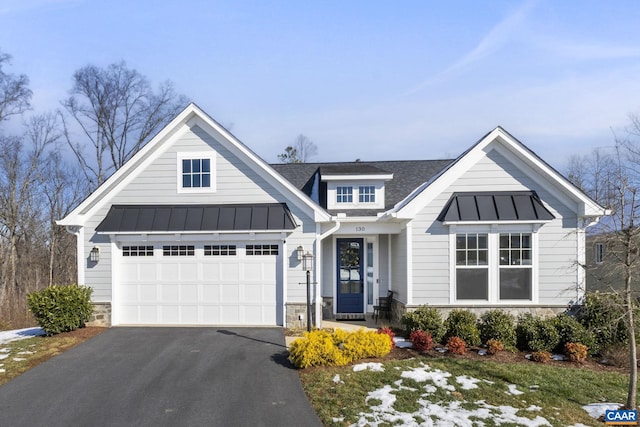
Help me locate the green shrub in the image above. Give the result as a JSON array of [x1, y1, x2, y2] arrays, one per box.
[[551, 313, 595, 354], [515, 313, 560, 352], [478, 309, 516, 348], [27, 285, 93, 336], [444, 309, 481, 346], [288, 328, 392, 368], [401, 305, 445, 343], [574, 292, 632, 353]]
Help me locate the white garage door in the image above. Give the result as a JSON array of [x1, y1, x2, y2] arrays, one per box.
[[116, 243, 279, 325]]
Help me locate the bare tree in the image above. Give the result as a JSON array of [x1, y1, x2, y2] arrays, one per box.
[[61, 61, 188, 189], [0, 114, 57, 324], [0, 51, 31, 122], [277, 134, 317, 163], [569, 119, 640, 409]]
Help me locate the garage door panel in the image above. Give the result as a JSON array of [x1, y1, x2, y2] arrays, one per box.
[[139, 263, 156, 280], [220, 263, 240, 281], [139, 284, 157, 301], [220, 284, 240, 302], [220, 306, 240, 324], [160, 263, 179, 281], [201, 305, 221, 323], [181, 284, 198, 301], [160, 284, 180, 302], [202, 284, 220, 302], [160, 305, 180, 323], [118, 243, 279, 326], [180, 265, 198, 281]]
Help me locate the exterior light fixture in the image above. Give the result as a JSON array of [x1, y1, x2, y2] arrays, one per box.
[[296, 245, 304, 261], [302, 251, 314, 271], [90, 246, 100, 263]]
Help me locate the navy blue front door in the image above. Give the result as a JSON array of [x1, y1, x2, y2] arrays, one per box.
[[337, 238, 364, 313]]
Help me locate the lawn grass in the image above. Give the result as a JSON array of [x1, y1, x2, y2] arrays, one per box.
[[299, 356, 628, 426], [0, 332, 99, 386]]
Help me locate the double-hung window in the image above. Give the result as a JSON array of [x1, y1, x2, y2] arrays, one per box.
[[455, 233, 489, 300], [453, 229, 535, 302], [499, 233, 532, 300]]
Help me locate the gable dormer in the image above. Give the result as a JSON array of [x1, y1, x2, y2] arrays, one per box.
[[320, 165, 393, 211]]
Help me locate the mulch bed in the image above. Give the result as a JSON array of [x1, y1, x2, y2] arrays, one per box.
[[379, 345, 630, 374]]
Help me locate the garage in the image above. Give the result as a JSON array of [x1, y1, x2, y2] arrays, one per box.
[[94, 204, 297, 326], [116, 242, 280, 325]]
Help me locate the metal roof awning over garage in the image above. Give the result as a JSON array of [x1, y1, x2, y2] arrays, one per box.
[[96, 203, 298, 233], [437, 191, 555, 222]]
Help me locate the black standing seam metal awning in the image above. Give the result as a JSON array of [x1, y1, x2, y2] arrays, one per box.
[[437, 191, 555, 222], [95, 203, 298, 233]]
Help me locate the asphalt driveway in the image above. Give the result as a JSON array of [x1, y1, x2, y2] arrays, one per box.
[[0, 327, 322, 427]]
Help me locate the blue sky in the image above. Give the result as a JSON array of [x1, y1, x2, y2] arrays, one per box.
[[1, 0, 639, 167]]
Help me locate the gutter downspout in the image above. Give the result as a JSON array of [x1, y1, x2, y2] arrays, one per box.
[[314, 218, 341, 328]]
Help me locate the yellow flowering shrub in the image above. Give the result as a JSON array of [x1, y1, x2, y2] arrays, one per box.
[[289, 328, 392, 368]]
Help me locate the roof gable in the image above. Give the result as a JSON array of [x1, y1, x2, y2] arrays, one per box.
[[392, 127, 607, 220], [58, 103, 331, 227]]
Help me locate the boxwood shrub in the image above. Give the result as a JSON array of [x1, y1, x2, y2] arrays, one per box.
[[27, 285, 93, 336], [515, 313, 560, 352], [401, 305, 445, 343], [574, 292, 633, 353], [551, 313, 595, 354], [444, 309, 481, 346], [478, 309, 516, 348]]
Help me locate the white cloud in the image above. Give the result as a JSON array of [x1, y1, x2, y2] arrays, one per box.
[[405, 0, 538, 94]]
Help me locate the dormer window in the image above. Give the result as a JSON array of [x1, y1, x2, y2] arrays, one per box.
[[320, 164, 392, 211], [337, 186, 353, 203], [359, 186, 375, 203], [177, 152, 216, 193]]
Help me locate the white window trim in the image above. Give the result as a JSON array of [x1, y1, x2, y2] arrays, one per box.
[[176, 152, 216, 193], [449, 224, 539, 305], [327, 180, 385, 210]]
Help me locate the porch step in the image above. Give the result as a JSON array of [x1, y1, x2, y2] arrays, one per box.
[[334, 313, 367, 321]]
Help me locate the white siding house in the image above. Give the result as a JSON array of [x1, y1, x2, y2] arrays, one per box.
[[59, 104, 607, 327]]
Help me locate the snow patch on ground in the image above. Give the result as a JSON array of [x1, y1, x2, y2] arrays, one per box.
[[0, 327, 44, 344], [456, 375, 480, 390], [582, 402, 622, 419], [400, 365, 455, 392], [333, 374, 342, 383], [353, 362, 384, 372], [507, 384, 524, 395]]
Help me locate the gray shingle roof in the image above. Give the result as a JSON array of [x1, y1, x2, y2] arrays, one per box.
[[271, 160, 454, 215]]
